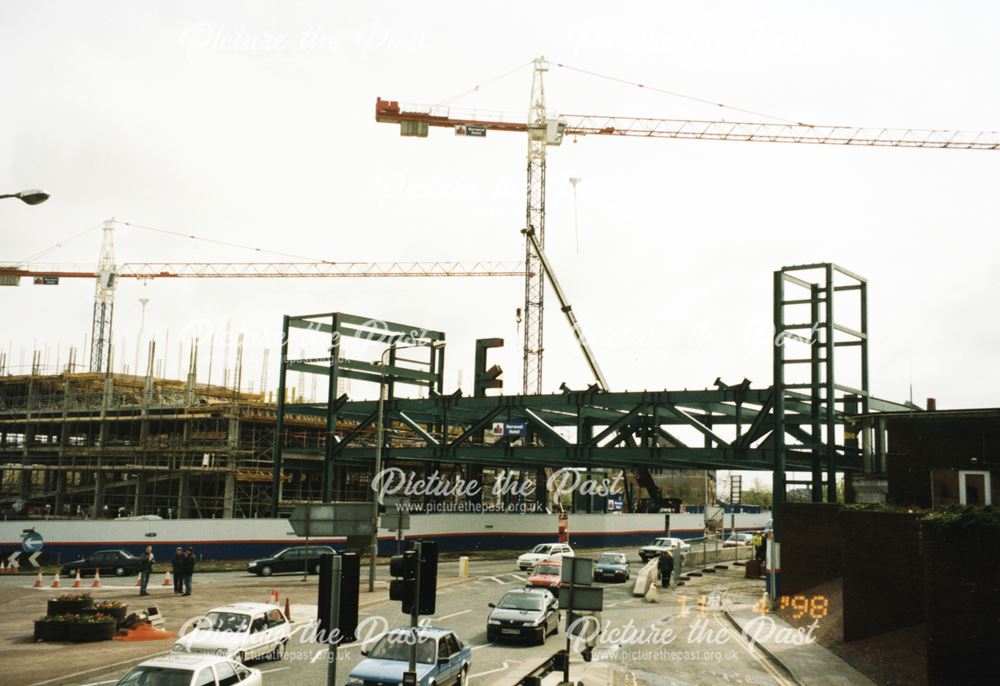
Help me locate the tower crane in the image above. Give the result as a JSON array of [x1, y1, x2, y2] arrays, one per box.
[[375, 57, 1000, 395], [0, 219, 524, 372]]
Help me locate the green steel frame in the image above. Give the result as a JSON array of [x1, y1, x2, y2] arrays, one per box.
[[270, 265, 911, 513]]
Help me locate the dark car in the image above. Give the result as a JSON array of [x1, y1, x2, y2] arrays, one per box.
[[593, 552, 630, 582], [246, 545, 335, 576], [486, 588, 559, 645], [60, 549, 143, 577]]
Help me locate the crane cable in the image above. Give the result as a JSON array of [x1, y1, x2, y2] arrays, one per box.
[[434, 60, 534, 107], [11, 222, 104, 267], [549, 60, 810, 126]]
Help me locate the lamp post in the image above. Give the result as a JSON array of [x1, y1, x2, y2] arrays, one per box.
[[0, 189, 50, 205], [368, 338, 445, 593]]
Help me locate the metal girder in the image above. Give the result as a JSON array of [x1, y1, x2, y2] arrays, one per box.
[[660, 402, 731, 447], [394, 410, 440, 446], [524, 408, 571, 446]]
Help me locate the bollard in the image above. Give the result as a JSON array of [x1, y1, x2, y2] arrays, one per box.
[[458, 556, 469, 578]]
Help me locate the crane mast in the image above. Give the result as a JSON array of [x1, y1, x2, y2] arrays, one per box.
[[90, 219, 116, 372], [523, 57, 548, 395]]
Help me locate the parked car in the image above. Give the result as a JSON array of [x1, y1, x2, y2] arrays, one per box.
[[60, 549, 143, 577], [638, 537, 691, 562], [486, 588, 560, 645], [246, 545, 335, 576], [526, 559, 562, 594], [348, 627, 471, 686], [173, 603, 290, 664], [114, 653, 261, 686], [516, 543, 573, 571], [593, 552, 630, 582], [723, 533, 754, 547]]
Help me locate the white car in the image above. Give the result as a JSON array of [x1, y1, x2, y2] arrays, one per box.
[[517, 543, 574, 571], [173, 603, 290, 664], [114, 654, 261, 686], [639, 537, 691, 562]]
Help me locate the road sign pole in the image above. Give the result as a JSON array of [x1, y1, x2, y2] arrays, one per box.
[[408, 542, 422, 678], [326, 555, 341, 686], [564, 557, 574, 683]]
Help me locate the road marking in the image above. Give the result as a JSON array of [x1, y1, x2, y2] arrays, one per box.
[[258, 667, 290, 675], [509, 574, 526, 582], [436, 609, 472, 621], [482, 576, 506, 584], [310, 648, 328, 663], [469, 661, 509, 680]]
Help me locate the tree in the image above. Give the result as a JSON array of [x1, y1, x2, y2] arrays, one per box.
[[741, 478, 773, 509]]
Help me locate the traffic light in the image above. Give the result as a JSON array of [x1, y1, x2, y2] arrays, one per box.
[[317, 552, 360, 645], [416, 540, 437, 615], [389, 549, 417, 613]]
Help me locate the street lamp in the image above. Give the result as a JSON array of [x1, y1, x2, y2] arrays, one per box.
[[368, 338, 446, 593], [0, 189, 50, 205]]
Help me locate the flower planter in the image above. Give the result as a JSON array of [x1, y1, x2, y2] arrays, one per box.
[[47, 597, 93, 616], [86, 605, 128, 626], [68, 620, 116, 642], [33, 620, 69, 642]]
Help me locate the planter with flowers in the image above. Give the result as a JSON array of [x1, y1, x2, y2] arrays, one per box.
[[67, 613, 117, 642], [47, 592, 93, 616], [33, 614, 72, 642], [84, 600, 128, 626]]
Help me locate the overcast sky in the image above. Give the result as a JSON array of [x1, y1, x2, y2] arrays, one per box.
[[2, 1, 998, 425]]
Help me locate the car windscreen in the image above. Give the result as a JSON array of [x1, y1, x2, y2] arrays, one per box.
[[530, 545, 549, 554], [498, 594, 543, 611], [200, 612, 251, 632], [533, 565, 560, 575], [598, 554, 625, 564], [115, 666, 193, 686], [368, 633, 436, 664]]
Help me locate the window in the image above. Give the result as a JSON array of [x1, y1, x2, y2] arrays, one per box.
[[267, 609, 286, 627], [250, 617, 268, 634], [442, 634, 460, 658], [194, 667, 216, 686], [214, 661, 240, 686], [234, 664, 252, 682], [959, 471, 992, 506]]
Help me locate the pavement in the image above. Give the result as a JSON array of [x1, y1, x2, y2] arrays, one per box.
[[722, 584, 878, 686]]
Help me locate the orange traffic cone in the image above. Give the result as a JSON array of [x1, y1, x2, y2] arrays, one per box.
[[273, 589, 280, 604], [0, 562, 7, 574], [51, 572, 61, 588], [73, 570, 82, 588], [163, 570, 173, 586], [33, 571, 43, 588], [284, 597, 291, 622], [92, 569, 102, 588]]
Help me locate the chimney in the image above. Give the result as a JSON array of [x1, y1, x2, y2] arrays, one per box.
[[926, 397, 937, 411]]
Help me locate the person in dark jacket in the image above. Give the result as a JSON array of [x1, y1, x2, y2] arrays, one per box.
[[182, 547, 195, 596], [171, 547, 185, 594], [138, 546, 154, 596], [657, 550, 674, 588]]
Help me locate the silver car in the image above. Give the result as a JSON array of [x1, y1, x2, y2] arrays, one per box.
[[114, 654, 261, 686]]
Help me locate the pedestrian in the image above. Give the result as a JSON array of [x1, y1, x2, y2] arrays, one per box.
[[171, 547, 185, 594], [657, 549, 674, 588], [752, 532, 764, 562], [139, 545, 154, 596], [182, 547, 195, 596]]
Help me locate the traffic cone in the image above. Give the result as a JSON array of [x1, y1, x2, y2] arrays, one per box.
[[92, 569, 102, 588], [135, 572, 142, 587], [51, 572, 61, 588], [0, 562, 7, 574], [284, 598, 291, 622], [273, 589, 280, 604], [73, 570, 82, 588], [33, 571, 43, 588], [163, 570, 173, 586]]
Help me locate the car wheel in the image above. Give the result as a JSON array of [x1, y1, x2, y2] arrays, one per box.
[[457, 665, 469, 685], [270, 640, 287, 661], [115, 567, 125, 577], [310, 563, 320, 575], [260, 565, 273, 577]]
